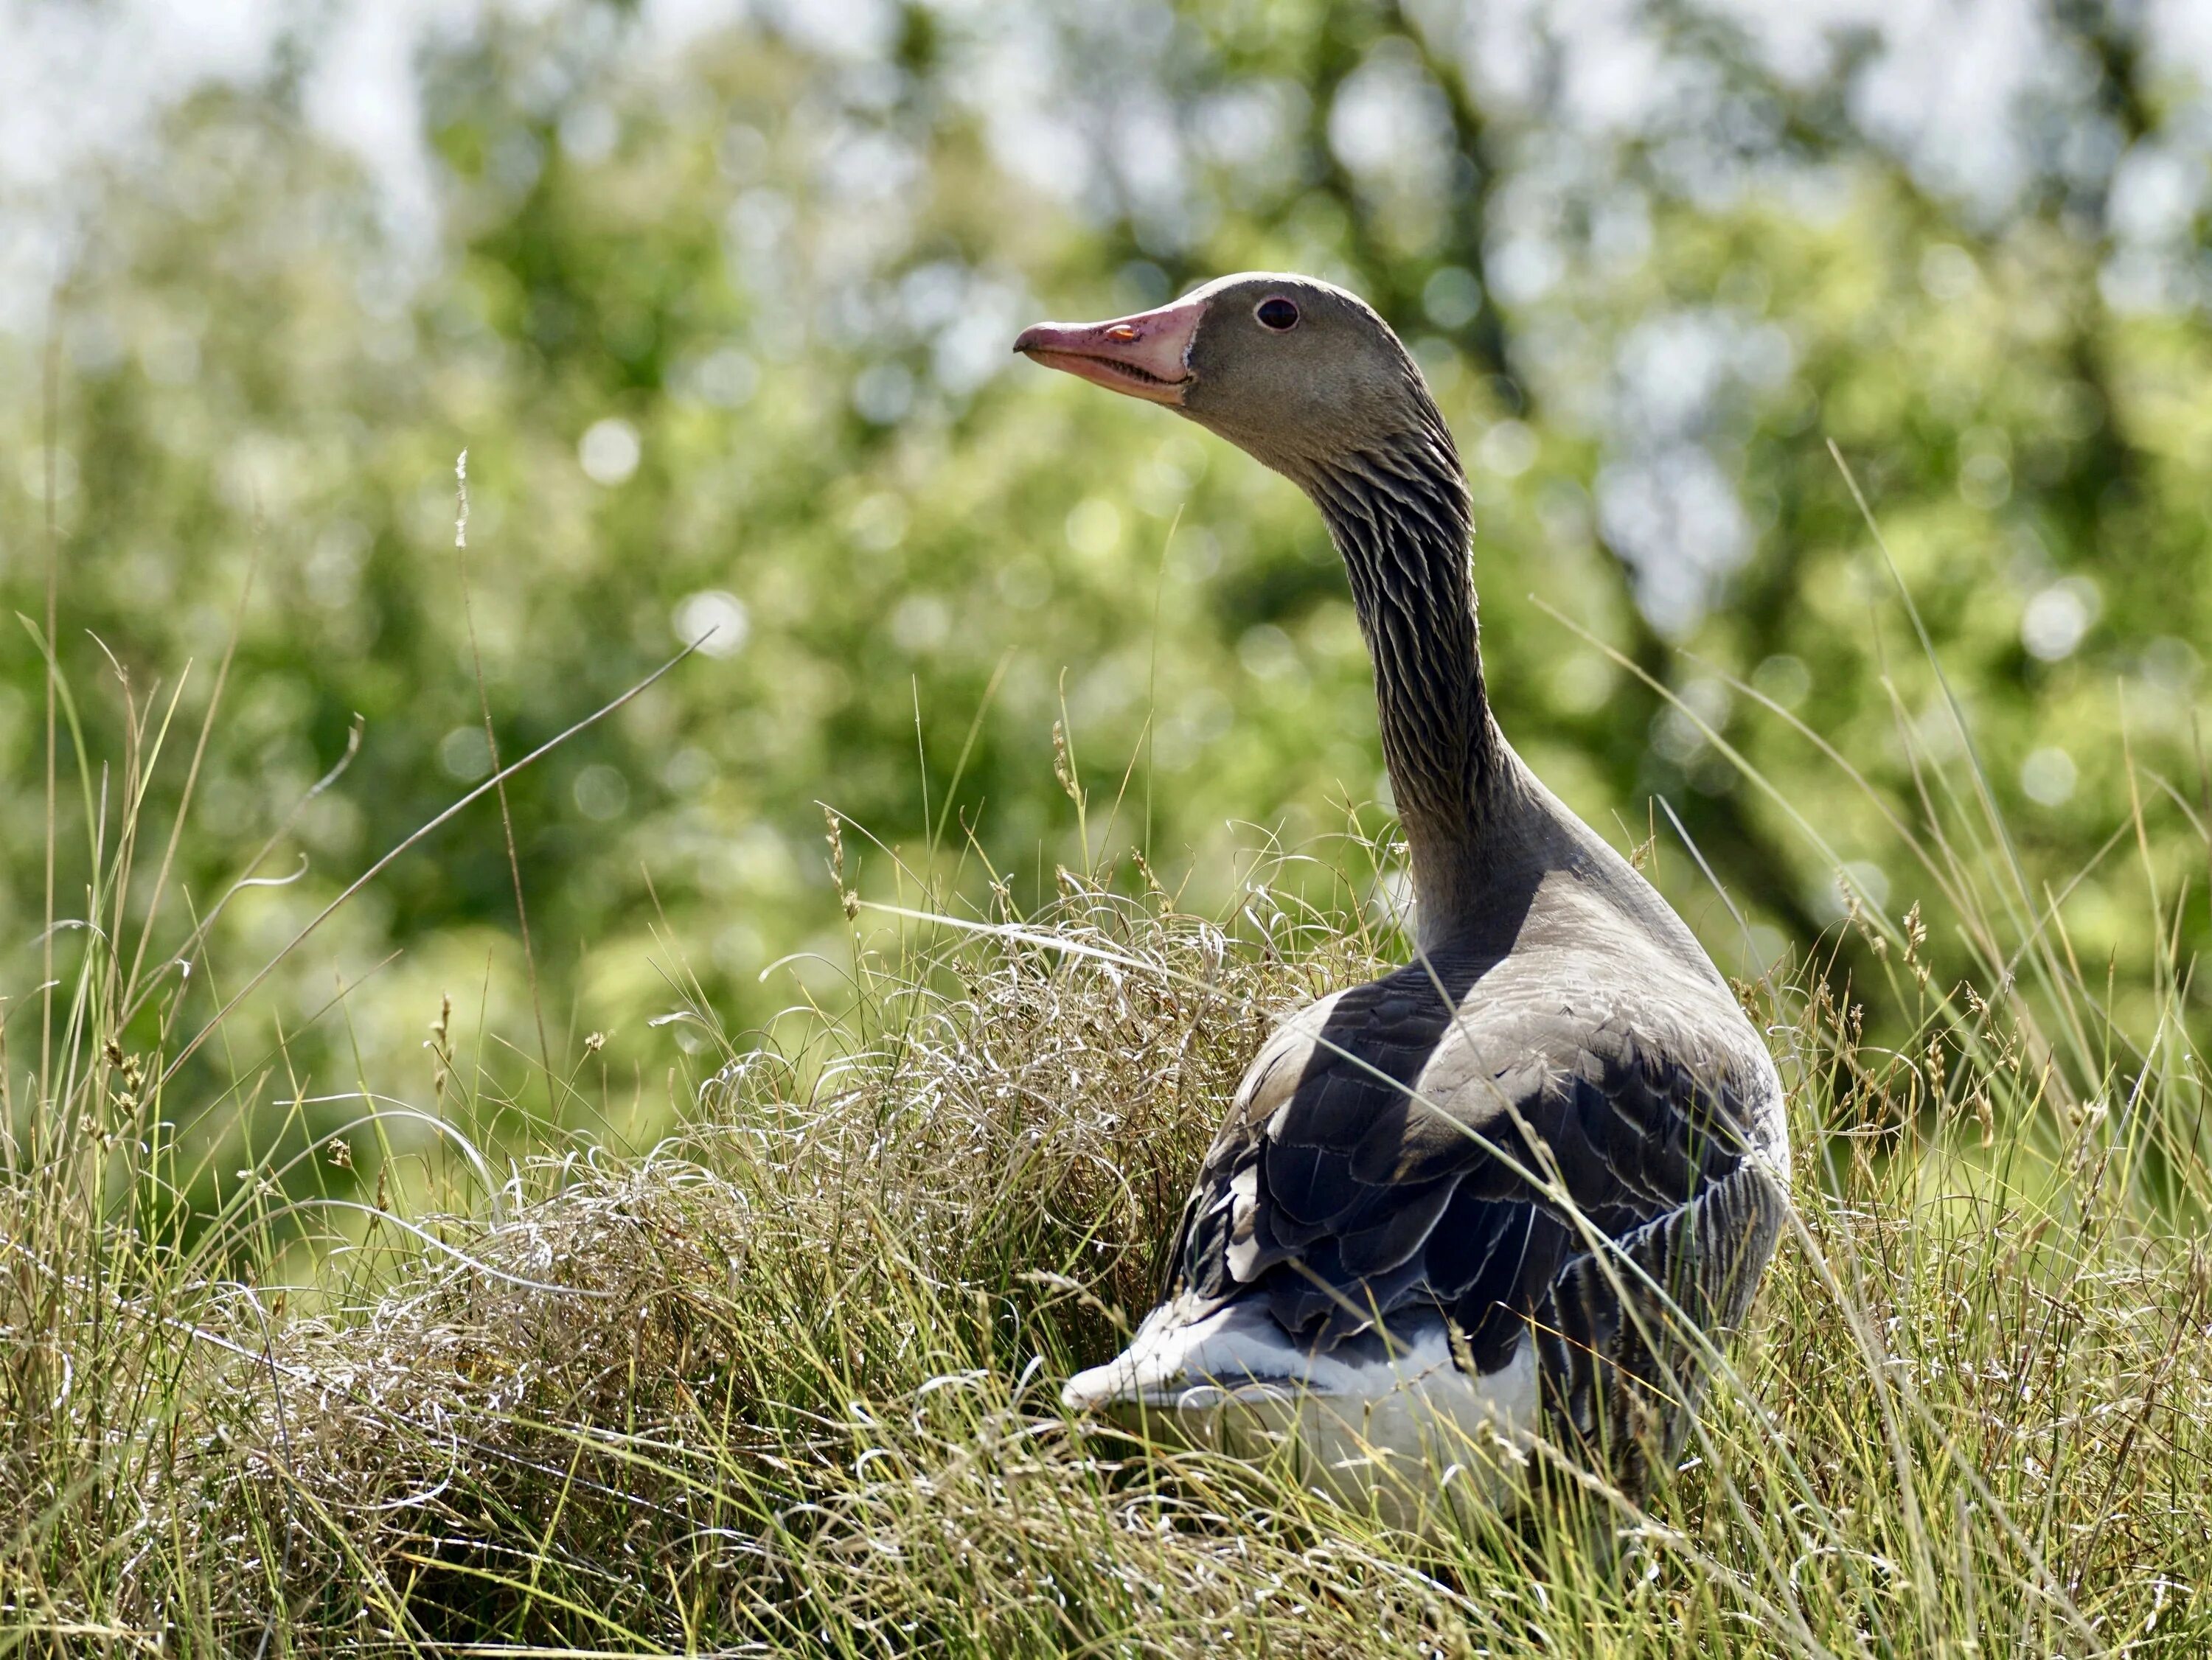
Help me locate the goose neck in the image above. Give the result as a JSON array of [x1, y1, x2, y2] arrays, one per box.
[[1303, 429, 1504, 944]]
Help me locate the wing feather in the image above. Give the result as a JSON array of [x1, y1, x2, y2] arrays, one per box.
[[1162, 944, 1775, 1370]]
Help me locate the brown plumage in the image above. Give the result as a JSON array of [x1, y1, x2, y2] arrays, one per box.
[[1015, 274, 1790, 1523]]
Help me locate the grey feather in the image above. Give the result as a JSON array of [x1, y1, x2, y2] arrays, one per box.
[[1023, 271, 1793, 1503]]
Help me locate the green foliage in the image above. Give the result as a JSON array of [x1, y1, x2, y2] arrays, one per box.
[[3, 4, 2211, 1646], [4, 3, 2208, 1161]]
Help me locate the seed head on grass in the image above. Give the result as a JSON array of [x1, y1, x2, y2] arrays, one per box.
[[8, 585, 2212, 1652], [4, 863, 2191, 1654]]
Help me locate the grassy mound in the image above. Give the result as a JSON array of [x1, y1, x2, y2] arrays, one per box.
[[6, 865, 2209, 1655]]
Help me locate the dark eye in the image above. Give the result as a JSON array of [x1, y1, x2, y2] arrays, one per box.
[[1255, 296, 1300, 332]]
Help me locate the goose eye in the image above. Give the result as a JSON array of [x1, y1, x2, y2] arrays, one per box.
[[1254, 296, 1300, 332]]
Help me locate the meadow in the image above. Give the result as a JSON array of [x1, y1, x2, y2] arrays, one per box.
[[5, 1, 2212, 1653], [4, 608, 2210, 1653]]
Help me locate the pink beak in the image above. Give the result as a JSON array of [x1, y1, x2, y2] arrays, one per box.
[[1012, 293, 1208, 407]]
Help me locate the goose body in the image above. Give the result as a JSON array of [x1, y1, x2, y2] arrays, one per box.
[[1016, 275, 1790, 1523]]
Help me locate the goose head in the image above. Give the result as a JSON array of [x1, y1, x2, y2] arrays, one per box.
[[1018, 272, 1491, 938], [1014, 273, 1444, 489]]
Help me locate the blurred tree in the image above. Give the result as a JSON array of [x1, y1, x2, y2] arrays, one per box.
[[1, 0, 2206, 1188]]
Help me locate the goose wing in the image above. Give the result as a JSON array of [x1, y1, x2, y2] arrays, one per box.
[[1166, 949, 1775, 1375]]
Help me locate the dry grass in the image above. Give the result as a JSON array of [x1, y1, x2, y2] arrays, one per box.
[[7, 475, 2212, 1651], [6, 859, 2211, 1656]]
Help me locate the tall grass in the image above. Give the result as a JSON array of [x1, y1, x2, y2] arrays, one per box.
[[4, 554, 2211, 1655]]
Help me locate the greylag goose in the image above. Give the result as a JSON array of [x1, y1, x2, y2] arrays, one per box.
[[1015, 274, 1791, 1523]]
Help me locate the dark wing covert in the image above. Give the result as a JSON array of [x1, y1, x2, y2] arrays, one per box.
[[1166, 951, 1767, 1376]]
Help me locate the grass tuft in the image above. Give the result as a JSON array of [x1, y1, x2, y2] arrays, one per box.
[[6, 545, 2212, 1652], [7, 858, 2211, 1653]]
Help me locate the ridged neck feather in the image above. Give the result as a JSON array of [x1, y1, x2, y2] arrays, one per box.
[[1295, 419, 1502, 944]]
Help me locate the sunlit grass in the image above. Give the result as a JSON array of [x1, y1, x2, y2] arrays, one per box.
[[6, 545, 2211, 1655]]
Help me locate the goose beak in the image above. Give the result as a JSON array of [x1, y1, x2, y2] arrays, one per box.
[[1013, 294, 1206, 407]]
